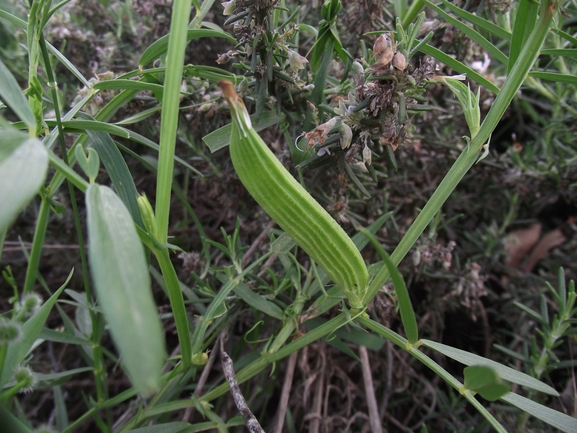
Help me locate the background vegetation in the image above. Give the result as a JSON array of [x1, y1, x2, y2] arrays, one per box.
[[0, 0, 576, 432]]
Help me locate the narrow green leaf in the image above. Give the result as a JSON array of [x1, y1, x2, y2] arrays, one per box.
[[508, 0, 539, 72], [0, 274, 69, 387], [439, 0, 511, 41], [60, 119, 130, 138], [501, 392, 577, 433], [464, 365, 510, 401], [418, 43, 500, 94], [360, 228, 418, 344], [33, 367, 94, 388], [202, 111, 285, 153], [552, 28, 577, 46], [53, 385, 69, 431], [233, 282, 284, 320], [123, 423, 190, 433], [0, 59, 36, 128], [46, 42, 90, 87], [38, 327, 91, 345], [86, 184, 166, 395], [426, 1, 508, 65], [0, 129, 48, 234], [83, 124, 144, 228], [421, 339, 559, 395], [92, 80, 164, 101], [139, 29, 236, 66], [0, 405, 34, 433], [540, 48, 577, 57], [529, 71, 577, 85]]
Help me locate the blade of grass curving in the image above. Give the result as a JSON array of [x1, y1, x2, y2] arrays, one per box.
[[84, 127, 143, 228], [421, 339, 559, 395], [139, 29, 236, 67], [0, 58, 36, 129], [529, 71, 577, 85], [419, 43, 500, 94], [367, 0, 556, 304], [0, 273, 69, 387], [47, 150, 89, 192], [426, 1, 508, 65], [508, 0, 539, 72], [93, 80, 165, 94], [552, 28, 577, 46], [360, 228, 418, 344], [86, 184, 166, 396], [439, 0, 511, 41], [0, 405, 34, 433], [500, 392, 577, 433], [540, 48, 577, 57]]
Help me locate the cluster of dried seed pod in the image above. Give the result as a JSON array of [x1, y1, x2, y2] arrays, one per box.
[[372, 33, 407, 74]]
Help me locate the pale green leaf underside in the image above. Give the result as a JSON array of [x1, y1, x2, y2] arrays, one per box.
[[421, 339, 558, 395], [0, 129, 48, 234], [86, 184, 166, 396]]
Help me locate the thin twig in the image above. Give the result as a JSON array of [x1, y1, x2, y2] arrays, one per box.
[[272, 351, 298, 433], [359, 345, 383, 433], [220, 340, 265, 433]]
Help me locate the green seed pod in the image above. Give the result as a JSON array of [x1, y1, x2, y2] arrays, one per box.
[[219, 80, 368, 309]]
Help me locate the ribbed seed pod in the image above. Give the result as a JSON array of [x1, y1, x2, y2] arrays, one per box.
[[218, 80, 368, 309]]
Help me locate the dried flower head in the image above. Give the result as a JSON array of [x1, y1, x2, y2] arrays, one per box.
[[288, 49, 308, 72]]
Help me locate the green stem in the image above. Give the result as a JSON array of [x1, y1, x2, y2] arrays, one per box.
[[155, 0, 192, 241], [155, 248, 192, 368]]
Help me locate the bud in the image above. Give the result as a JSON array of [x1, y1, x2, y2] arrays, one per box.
[[137, 194, 159, 241], [372, 34, 394, 67], [351, 61, 364, 84], [0, 317, 22, 344], [221, 0, 235, 15], [191, 351, 209, 365], [17, 293, 43, 320], [362, 144, 372, 165], [288, 49, 308, 72], [14, 365, 37, 394], [392, 52, 406, 71], [339, 123, 353, 149]]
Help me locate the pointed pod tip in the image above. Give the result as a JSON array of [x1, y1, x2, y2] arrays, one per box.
[[218, 79, 238, 101]]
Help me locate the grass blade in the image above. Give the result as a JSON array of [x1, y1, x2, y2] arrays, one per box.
[[0, 58, 36, 129], [508, 0, 539, 72], [439, 0, 511, 41], [426, 1, 508, 65], [418, 43, 500, 94], [360, 228, 418, 344], [139, 29, 236, 67]]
